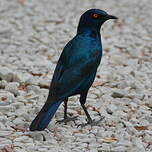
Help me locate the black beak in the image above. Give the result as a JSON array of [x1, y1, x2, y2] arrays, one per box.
[[107, 15, 118, 20]]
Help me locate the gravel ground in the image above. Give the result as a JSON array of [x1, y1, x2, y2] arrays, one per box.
[[0, 0, 152, 152]]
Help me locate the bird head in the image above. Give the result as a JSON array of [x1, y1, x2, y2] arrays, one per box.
[[77, 9, 118, 34]]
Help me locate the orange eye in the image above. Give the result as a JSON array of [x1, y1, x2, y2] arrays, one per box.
[[92, 13, 99, 19]]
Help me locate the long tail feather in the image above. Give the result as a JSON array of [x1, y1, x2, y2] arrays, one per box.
[[30, 101, 62, 131]]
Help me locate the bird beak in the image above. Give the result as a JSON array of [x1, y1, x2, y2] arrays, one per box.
[[107, 15, 118, 20]]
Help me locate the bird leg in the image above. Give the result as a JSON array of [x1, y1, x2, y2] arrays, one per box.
[[63, 99, 68, 120], [78, 92, 104, 127], [81, 103, 92, 122], [78, 103, 104, 127], [56, 99, 78, 124]]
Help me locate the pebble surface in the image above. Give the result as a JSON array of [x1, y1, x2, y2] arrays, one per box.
[[0, 0, 152, 151]]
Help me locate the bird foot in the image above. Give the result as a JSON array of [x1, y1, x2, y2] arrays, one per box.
[[56, 116, 78, 124], [77, 116, 105, 128]]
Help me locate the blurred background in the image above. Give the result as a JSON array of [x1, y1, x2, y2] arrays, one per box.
[[0, 0, 152, 152]]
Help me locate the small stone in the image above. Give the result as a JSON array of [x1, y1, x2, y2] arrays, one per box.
[[27, 85, 41, 94], [37, 147, 48, 152], [109, 54, 127, 65], [25, 77, 39, 85], [118, 81, 128, 89], [0, 122, 6, 130], [112, 146, 127, 151], [111, 90, 125, 98], [127, 93, 145, 100], [14, 136, 33, 143], [5, 82, 19, 96], [106, 104, 117, 114], [0, 131, 12, 136], [15, 148, 27, 152], [0, 80, 7, 89], [28, 132, 45, 141], [140, 119, 150, 126], [0, 105, 13, 113], [0, 115, 8, 123], [13, 117, 25, 125], [0, 91, 14, 102], [0, 67, 14, 82], [11, 102, 24, 109], [46, 23, 56, 33], [132, 137, 146, 152]]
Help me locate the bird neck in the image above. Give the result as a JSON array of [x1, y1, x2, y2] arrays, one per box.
[[77, 27, 101, 39]]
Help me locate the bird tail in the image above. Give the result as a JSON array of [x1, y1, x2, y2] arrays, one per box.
[[29, 101, 62, 131]]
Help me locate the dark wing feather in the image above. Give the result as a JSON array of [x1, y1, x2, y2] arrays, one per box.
[[51, 49, 102, 100], [44, 35, 102, 110]]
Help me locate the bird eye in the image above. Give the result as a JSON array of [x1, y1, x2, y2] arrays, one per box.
[[92, 13, 99, 19]]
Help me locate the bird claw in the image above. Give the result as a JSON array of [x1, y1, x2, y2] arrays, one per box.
[[56, 116, 78, 124], [77, 116, 105, 128]]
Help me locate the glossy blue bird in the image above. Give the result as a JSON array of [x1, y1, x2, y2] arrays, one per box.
[[30, 9, 117, 131]]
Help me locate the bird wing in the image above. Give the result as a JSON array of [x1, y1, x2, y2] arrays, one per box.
[[44, 35, 102, 110], [54, 51, 101, 99]]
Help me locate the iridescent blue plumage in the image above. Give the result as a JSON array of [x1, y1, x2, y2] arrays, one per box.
[[30, 9, 117, 131]]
